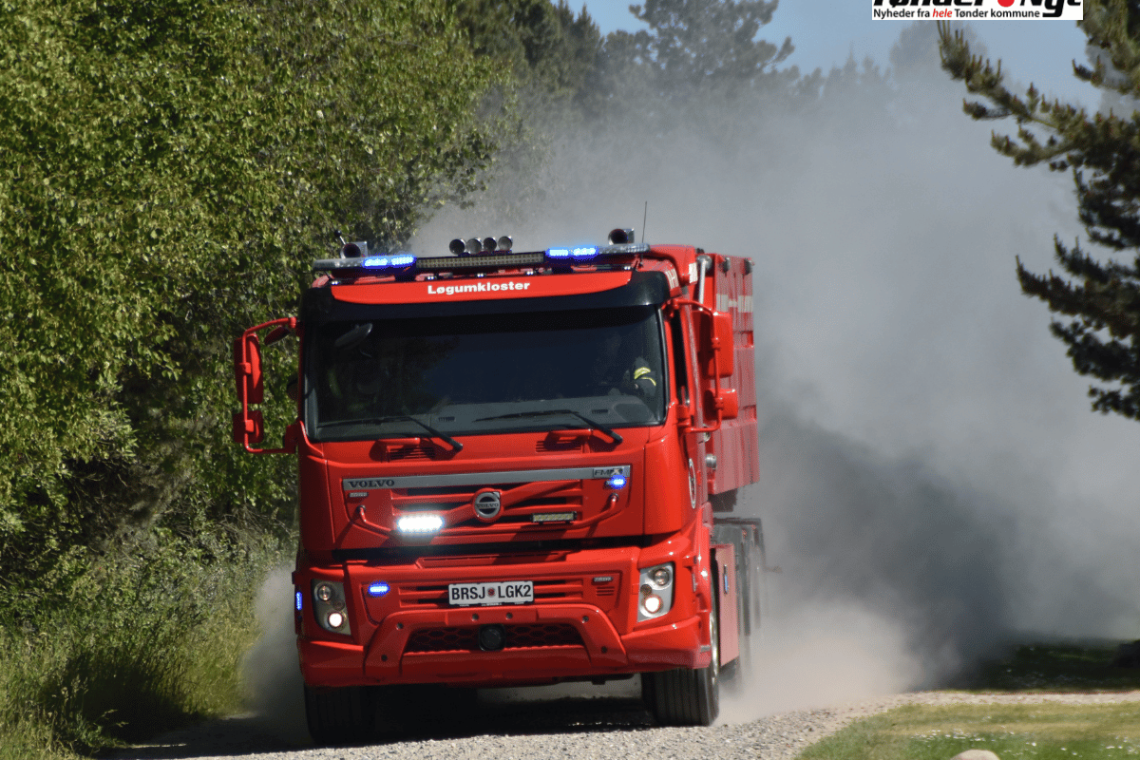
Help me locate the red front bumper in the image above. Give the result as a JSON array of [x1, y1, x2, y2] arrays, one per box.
[[300, 608, 702, 687], [296, 541, 709, 688]]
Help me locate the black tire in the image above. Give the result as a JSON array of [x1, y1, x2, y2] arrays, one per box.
[[304, 685, 376, 746], [642, 590, 720, 726]]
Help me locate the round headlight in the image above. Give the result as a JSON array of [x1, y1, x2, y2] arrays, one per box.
[[327, 611, 345, 629], [650, 567, 672, 587], [315, 583, 334, 602], [642, 594, 662, 614]]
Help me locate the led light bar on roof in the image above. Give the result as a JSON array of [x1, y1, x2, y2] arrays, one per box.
[[313, 254, 416, 273], [545, 243, 649, 260], [311, 243, 649, 274], [547, 246, 598, 260], [415, 252, 545, 270]]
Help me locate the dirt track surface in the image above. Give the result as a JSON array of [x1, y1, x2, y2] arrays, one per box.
[[115, 690, 1140, 760]]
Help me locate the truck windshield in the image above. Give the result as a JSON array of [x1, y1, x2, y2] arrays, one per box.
[[305, 306, 666, 442]]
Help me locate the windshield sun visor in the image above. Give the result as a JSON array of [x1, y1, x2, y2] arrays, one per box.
[[303, 271, 671, 323]]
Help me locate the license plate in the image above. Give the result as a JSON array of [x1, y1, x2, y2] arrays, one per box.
[[448, 580, 534, 606]]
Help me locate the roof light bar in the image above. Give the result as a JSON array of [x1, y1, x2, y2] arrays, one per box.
[[545, 243, 648, 261], [546, 246, 599, 260], [416, 252, 544, 270], [313, 254, 416, 273], [363, 253, 415, 268], [313, 242, 648, 274]]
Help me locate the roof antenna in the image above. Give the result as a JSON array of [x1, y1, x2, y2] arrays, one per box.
[[641, 202, 648, 243]]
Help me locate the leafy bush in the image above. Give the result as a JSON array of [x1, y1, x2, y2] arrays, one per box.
[[0, 533, 283, 760], [0, 0, 500, 571]]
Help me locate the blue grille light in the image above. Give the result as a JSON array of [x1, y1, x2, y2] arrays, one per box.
[[606, 473, 627, 489], [367, 582, 391, 597], [295, 590, 303, 611], [362, 253, 416, 269], [572, 246, 599, 259], [546, 247, 571, 259]]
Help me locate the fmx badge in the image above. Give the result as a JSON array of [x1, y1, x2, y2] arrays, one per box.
[[872, 0, 1082, 20]]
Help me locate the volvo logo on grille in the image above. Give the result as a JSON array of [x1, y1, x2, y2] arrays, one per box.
[[473, 489, 502, 522]]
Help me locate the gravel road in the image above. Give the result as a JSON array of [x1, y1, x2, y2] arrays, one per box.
[[114, 687, 1140, 760]]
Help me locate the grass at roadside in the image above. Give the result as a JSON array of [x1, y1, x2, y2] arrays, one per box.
[[0, 536, 283, 760], [800, 702, 1140, 760], [800, 641, 1140, 760]]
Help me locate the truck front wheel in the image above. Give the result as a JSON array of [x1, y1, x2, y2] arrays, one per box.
[[304, 685, 375, 745], [641, 603, 720, 726]]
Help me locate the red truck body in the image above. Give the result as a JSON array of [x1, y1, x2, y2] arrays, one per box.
[[233, 234, 764, 740]]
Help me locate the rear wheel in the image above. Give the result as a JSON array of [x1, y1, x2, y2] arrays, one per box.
[[642, 596, 720, 726], [304, 685, 376, 746]]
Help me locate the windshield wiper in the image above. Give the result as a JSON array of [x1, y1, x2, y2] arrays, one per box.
[[320, 415, 463, 452], [473, 409, 623, 445]]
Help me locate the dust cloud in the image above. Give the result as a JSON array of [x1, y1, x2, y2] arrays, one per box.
[[410, 21, 1140, 720], [241, 567, 308, 742], [240, 21, 1140, 730]]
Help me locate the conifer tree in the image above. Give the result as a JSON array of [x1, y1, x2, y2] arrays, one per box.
[[622, 0, 794, 98], [450, 0, 604, 118], [939, 6, 1140, 421]]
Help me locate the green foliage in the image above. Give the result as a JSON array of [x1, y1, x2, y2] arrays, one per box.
[[451, 0, 605, 117], [0, 533, 283, 760], [0, 0, 500, 580], [0, 0, 501, 747], [971, 642, 1140, 692], [800, 702, 1140, 760], [939, 7, 1140, 420], [801, 642, 1140, 760], [621, 0, 795, 99]]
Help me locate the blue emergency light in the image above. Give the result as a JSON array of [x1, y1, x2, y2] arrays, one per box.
[[606, 473, 628, 489], [313, 240, 650, 275], [546, 246, 599, 260], [362, 253, 415, 269], [367, 582, 391, 597]]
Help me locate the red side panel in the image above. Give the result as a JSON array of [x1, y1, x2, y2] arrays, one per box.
[[706, 255, 759, 495], [712, 543, 740, 666]]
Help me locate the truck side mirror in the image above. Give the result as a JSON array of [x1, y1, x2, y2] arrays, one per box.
[[232, 409, 265, 445], [705, 387, 739, 421], [265, 325, 292, 346], [713, 311, 734, 378], [232, 316, 298, 455], [700, 311, 735, 379], [233, 334, 264, 405]]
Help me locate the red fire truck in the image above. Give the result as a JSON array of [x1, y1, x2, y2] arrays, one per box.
[[232, 230, 765, 742]]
